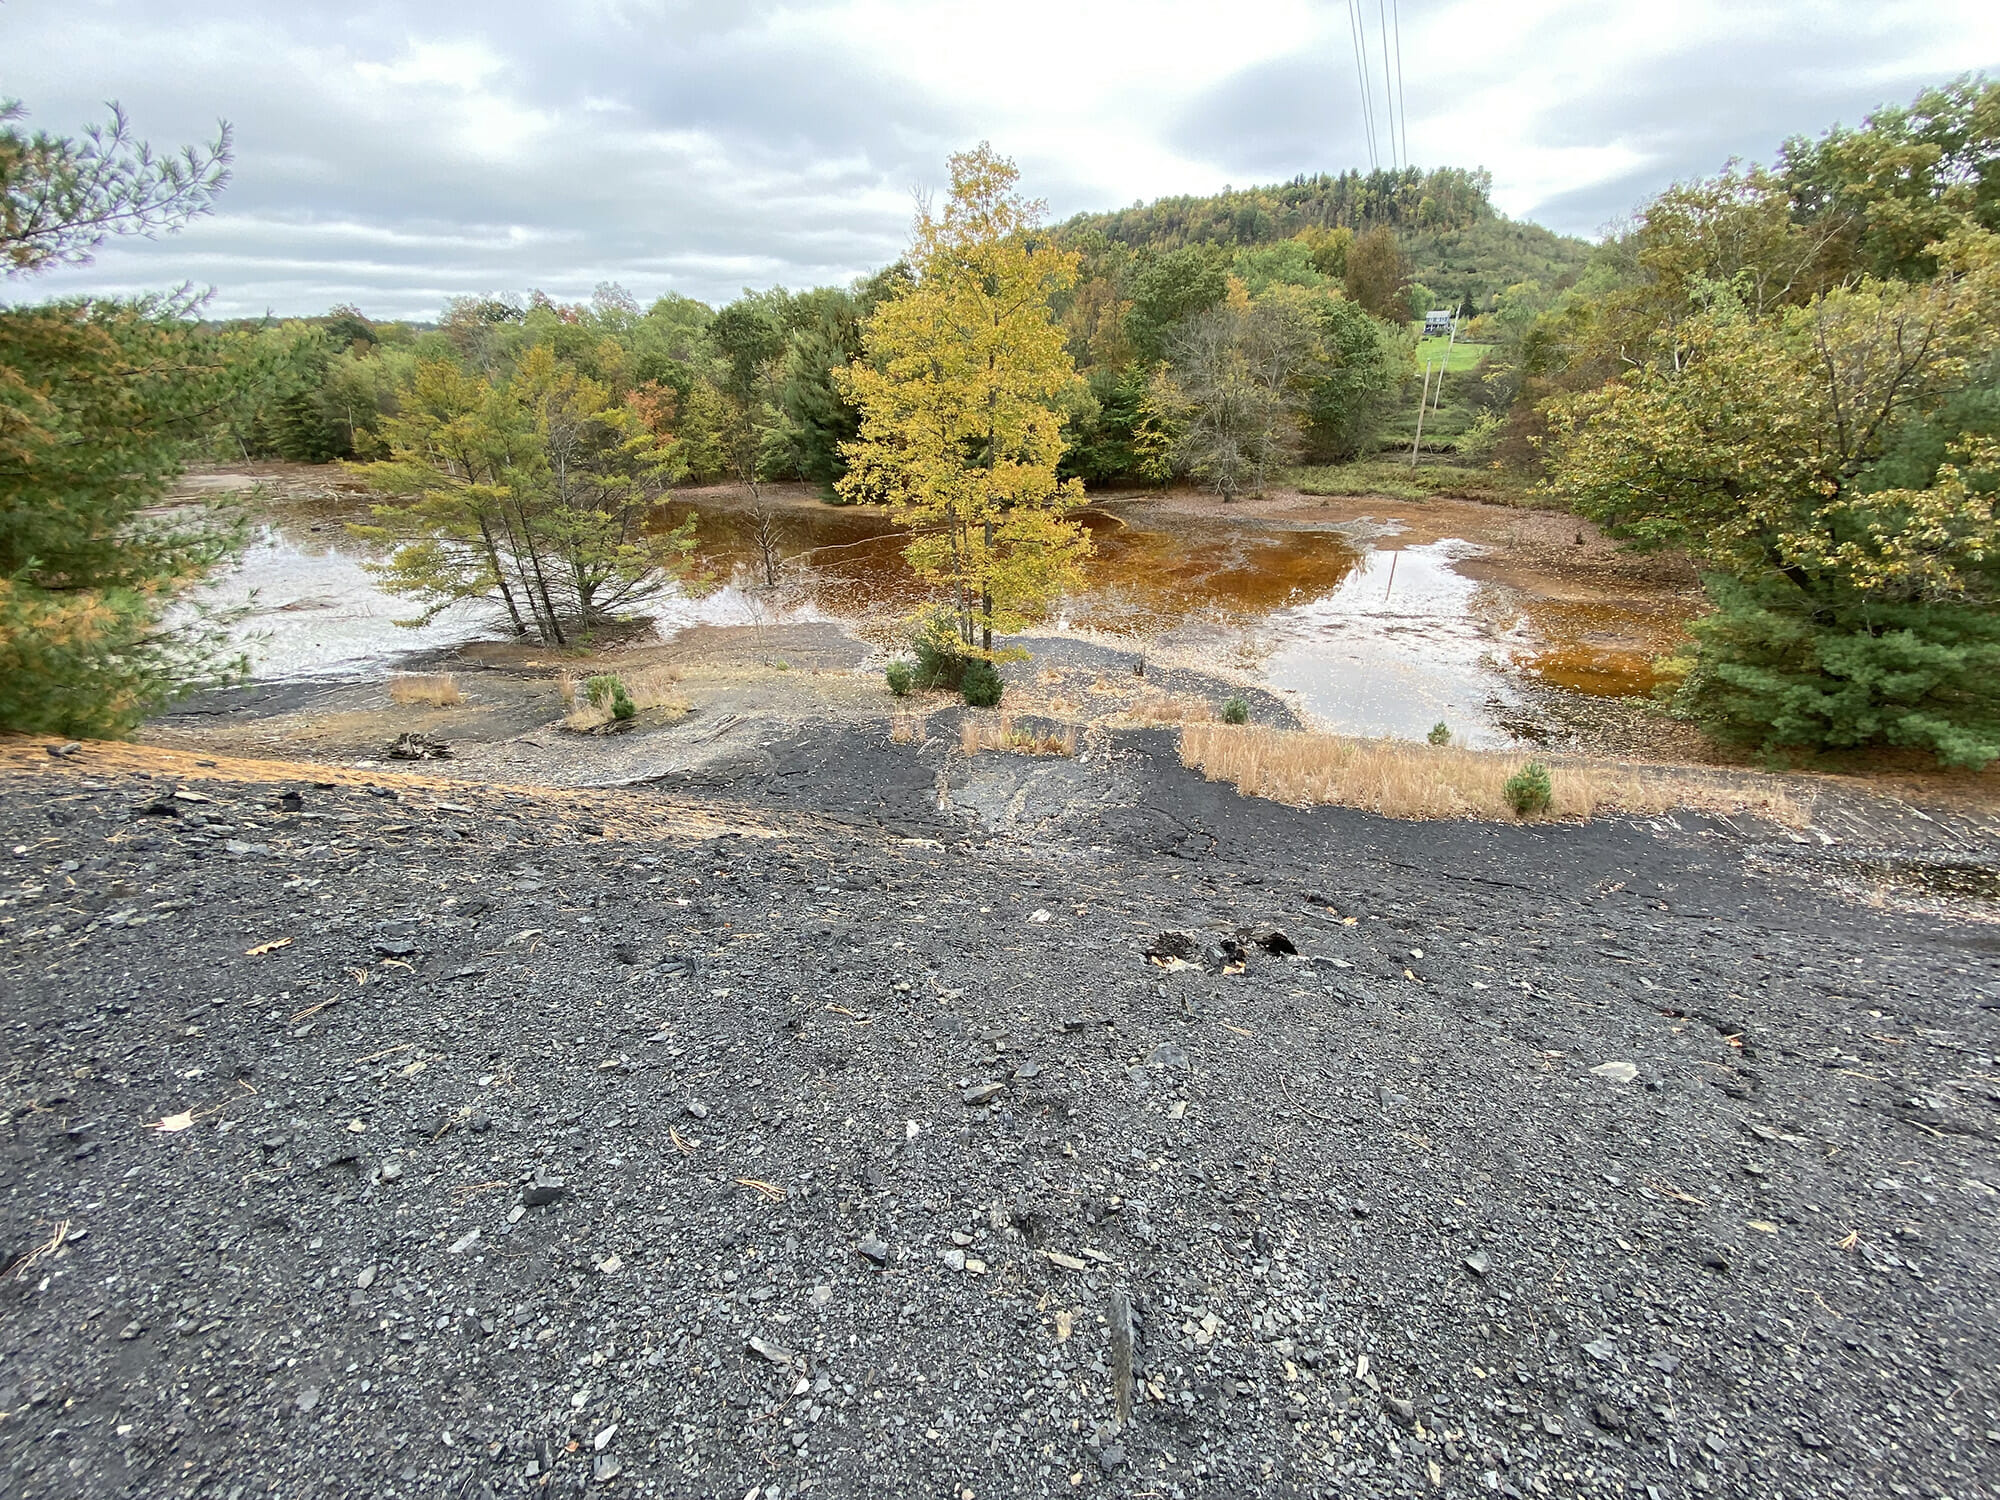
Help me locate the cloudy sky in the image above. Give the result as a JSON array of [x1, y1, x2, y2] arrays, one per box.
[[8, 0, 1997, 319]]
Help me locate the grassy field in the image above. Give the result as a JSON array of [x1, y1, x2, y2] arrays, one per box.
[[1413, 336, 1492, 373], [1286, 458, 1532, 505], [1377, 338, 1496, 457]]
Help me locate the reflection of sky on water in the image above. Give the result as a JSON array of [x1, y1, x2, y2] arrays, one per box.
[[193, 523, 498, 679], [192, 504, 837, 678], [1256, 542, 1527, 750]]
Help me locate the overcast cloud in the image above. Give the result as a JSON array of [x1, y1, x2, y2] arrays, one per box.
[[7, 0, 1997, 318]]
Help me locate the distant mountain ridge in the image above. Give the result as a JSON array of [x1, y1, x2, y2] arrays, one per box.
[[1061, 166, 1498, 243], [1060, 165, 1594, 312]]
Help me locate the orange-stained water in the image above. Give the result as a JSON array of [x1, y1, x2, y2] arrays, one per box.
[[1505, 598, 1687, 698], [655, 504, 1368, 634]]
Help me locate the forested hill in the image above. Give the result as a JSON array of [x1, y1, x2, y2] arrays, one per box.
[[1060, 165, 1595, 313], [1062, 166, 1497, 242]]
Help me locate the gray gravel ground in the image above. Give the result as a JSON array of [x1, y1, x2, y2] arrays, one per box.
[[3, 727, 1998, 1500]]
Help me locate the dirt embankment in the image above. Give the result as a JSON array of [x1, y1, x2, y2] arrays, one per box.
[[2, 728, 1997, 1500]]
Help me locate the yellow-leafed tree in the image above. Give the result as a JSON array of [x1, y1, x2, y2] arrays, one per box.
[[836, 144, 1090, 653]]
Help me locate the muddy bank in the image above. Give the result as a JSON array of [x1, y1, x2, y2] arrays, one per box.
[[141, 628, 1301, 795]]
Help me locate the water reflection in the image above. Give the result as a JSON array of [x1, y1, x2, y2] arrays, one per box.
[[664, 500, 921, 618], [196, 522, 497, 679], [1068, 516, 1364, 637], [1256, 542, 1526, 748]]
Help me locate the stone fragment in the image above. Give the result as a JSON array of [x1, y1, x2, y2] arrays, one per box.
[[1242, 924, 1297, 956], [748, 1335, 797, 1366]]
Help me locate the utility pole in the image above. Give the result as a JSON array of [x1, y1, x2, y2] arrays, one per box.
[[1410, 360, 1432, 467], [1434, 312, 1459, 415]]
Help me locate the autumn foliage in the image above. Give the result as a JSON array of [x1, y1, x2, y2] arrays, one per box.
[[836, 145, 1091, 653], [1539, 78, 2000, 767]]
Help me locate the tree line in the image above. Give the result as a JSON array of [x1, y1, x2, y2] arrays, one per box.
[[217, 224, 1430, 495], [1062, 166, 1498, 247]]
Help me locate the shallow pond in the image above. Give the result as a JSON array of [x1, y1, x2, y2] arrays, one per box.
[[187, 474, 1685, 747]]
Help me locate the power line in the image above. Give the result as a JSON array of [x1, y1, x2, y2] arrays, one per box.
[[1345, 0, 1379, 172], [1344, 0, 1376, 171], [1377, 0, 1399, 169], [1391, 0, 1409, 170]]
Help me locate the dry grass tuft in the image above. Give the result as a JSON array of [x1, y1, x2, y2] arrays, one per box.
[[1180, 723, 1811, 825], [889, 710, 926, 745], [961, 712, 1078, 758], [559, 664, 685, 730], [388, 673, 463, 708], [1128, 693, 1215, 726]]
